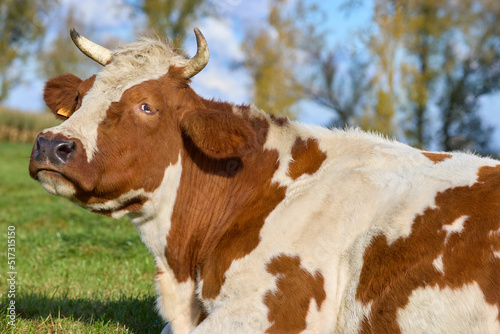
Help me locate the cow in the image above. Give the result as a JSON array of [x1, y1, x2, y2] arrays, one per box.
[[29, 27, 500, 334]]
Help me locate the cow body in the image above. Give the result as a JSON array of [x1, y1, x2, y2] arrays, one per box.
[[29, 29, 500, 333]]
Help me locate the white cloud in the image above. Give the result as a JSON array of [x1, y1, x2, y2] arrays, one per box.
[[192, 65, 251, 104]]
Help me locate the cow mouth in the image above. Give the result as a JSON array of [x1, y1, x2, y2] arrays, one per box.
[[35, 169, 77, 198]]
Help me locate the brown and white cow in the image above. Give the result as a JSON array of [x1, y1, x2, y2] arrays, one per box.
[[29, 28, 500, 334]]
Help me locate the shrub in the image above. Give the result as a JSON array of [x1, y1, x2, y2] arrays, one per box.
[[0, 106, 61, 143]]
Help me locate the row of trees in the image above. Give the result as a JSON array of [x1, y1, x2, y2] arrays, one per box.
[[2, 0, 500, 153], [247, 0, 500, 153]]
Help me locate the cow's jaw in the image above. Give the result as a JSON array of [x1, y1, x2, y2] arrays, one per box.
[[36, 170, 77, 198]]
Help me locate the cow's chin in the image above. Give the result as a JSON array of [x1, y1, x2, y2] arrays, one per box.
[[37, 170, 77, 198]]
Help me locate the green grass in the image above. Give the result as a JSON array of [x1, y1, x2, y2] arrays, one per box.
[[0, 142, 165, 333]]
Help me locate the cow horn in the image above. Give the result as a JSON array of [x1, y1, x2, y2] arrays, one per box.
[[70, 28, 113, 66], [183, 28, 209, 79]]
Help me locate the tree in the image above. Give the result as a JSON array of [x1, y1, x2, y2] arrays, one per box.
[[437, 0, 500, 153], [307, 48, 372, 128], [0, 0, 53, 100], [241, 0, 320, 118], [361, 1, 407, 137], [398, 0, 500, 152], [37, 7, 102, 81], [134, 0, 208, 45], [346, 0, 500, 152], [397, 0, 450, 148]]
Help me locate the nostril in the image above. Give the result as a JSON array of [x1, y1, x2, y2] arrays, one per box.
[[34, 137, 42, 160], [58, 143, 74, 155], [34, 136, 49, 161], [55, 141, 76, 163]]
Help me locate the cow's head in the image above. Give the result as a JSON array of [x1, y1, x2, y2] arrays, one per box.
[[29, 28, 257, 217]]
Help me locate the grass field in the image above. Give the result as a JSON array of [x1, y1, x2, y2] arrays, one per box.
[[0, 142, 165, 333]]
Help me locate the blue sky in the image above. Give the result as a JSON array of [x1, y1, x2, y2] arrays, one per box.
[[4, 0, 500, 148]]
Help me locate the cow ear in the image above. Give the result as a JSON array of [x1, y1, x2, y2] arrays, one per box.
[[180, 109, 258, 159], [43, 74, 82, 120]]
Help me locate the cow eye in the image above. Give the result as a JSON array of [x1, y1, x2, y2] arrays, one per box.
[[139, 103, 156, 115]]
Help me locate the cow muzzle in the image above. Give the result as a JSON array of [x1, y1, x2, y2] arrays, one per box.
[[29, 135, 78, 197]]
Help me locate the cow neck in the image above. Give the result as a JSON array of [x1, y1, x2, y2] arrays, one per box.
[[165, 107, 287, 300]]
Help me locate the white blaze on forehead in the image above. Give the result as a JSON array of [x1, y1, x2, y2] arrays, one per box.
[[46, 38, 188, 161]]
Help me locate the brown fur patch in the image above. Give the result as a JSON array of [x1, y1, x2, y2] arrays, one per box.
[[264, 254, 326, 334], [270, 114, 289, 127], [287, 138, 327, 180], [422, 151, 452, 164], [356, 165, 500, 333]]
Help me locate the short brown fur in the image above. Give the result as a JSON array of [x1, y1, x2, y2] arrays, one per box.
[[287, 138, 327, 180], [422, 151, 452, 164], [264, 254, 326, 334]]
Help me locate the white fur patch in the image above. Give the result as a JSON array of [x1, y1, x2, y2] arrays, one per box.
[[397, 283, 500, 334], [489, 227, 500, 238], [303, 298, 325, 333], [443, 215, 468, 244], [82, 188, 149, 218], [432, 254, 445, 275], [155, 265, 200, 334], [160, 323, 174, 334], [130, 154, 182, 256]]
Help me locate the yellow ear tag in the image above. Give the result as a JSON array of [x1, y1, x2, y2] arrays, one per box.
[[57, 108, 72, 117]]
